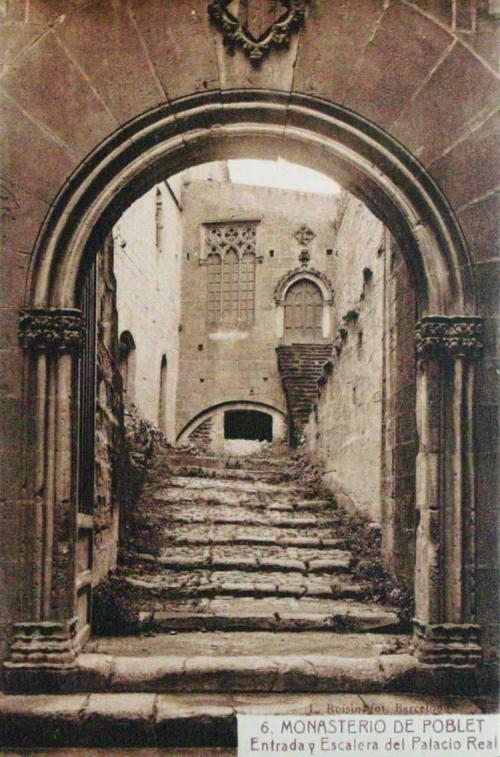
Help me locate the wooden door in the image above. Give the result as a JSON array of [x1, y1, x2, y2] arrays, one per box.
[[284, 280, 323, 341]]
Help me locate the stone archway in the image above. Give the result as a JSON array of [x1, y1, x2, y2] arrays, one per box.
[[7, 91, 483, 690]]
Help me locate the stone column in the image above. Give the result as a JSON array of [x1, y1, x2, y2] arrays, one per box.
[[413, 316, 483, 673], [4, 308, 85, 692]]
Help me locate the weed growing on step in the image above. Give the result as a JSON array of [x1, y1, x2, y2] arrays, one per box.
[[92, 576, 142, 634], [287, 455, 332, 499], [289, 454, 414, 628]]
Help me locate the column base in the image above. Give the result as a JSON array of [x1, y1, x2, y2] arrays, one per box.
[[414, 619, 482, 667], [413, 619, 483, 694], [3, 619, 82, 693]]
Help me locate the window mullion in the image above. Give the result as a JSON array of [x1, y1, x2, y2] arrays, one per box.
[[237, 252, 241, 321]]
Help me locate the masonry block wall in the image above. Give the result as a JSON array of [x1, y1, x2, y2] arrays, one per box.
[[176, 180, 339, 441], [113, 182, 182, 443], [305, 196, 386, 521], [381, 238, 417, 585], [277, 344, 334, 445], [93, 237, 124, 585], [304, 197, 418, 586], [113, 164, 227, 442]]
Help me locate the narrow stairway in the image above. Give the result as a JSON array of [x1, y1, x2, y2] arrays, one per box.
[[276, 344, 333, 444], [1, 449, 424, 748], [115, 450, 401, 634]]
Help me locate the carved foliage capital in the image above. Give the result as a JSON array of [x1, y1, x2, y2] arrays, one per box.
[[19, 308, 85, 353], [415, 316, 483, 361]]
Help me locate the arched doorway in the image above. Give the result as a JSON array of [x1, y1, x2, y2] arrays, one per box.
[[15, 92, 482, 679], [224, 409, 273, 442], [284, 279, 323, 341], [118, 330, 136, 403], [158, 354, 168, 433]]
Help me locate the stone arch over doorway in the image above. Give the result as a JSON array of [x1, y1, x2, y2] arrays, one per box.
[[27, 93, 475, 314], [9, 90, 485, 686], [178, 399, 287, 453], [274, 267, 334, 341]]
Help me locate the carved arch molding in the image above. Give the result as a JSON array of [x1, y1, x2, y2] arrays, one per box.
[[4, 88, 486, 691], [274, 267, 334, 304]]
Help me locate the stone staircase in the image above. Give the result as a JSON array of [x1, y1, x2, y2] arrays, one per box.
[[116, 451, 400, 634], [2, 449, 483, 749], [276, 344, 333, 444]]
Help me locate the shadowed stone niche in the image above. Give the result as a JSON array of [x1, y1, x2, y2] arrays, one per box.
[[413, 315, 484, 680]]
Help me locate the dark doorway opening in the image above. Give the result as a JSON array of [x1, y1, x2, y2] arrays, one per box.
[[224, 409, 273, 442]]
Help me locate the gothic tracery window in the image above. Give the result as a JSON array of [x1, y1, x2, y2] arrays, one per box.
[[205, 222, 258, 325], [284, 279, 323, 341]]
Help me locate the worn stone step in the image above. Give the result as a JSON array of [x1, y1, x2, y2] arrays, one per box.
[[140, 509, 336, 530], [165, 476, 297, 495], [135, 525, 342, 549], [128, 544, 351, 570], [167, 471, 294, 495], [134, 597, 401, 633], [151, 492, 330, 514], [168, 453, 290, 472], [123, 570, 361, 600], [3, 690, 480, 747], [147, 496, 332, 516], [87, 631, 412, 659], [145, 500, 328, 526], [129, 549, 353, 574], [209, 543, 349, 561], [75, 652, 415, 695], [173, 465, 291, 483], [161, 532, 347, 549], [152, 490, 316, 510], [155, 513, 326, 529]]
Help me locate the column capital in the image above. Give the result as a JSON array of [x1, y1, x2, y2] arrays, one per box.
[[415, 316, 483, 360], [19, 308, 85, 352]]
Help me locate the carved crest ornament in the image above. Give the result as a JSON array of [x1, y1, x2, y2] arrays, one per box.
[[294, 224, 316, 247], [208, 0, 307, 63], [294, 224, 315, 266]]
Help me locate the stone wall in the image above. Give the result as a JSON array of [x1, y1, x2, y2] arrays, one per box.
[[304, 195, 417, 585], [176, 180, 339, 441], [304, 195, 386, 520], [113, 182, 182, 443], [113, 163, 228, 442], [93, 236, 124, 586], [381, 237, 417, 584]]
